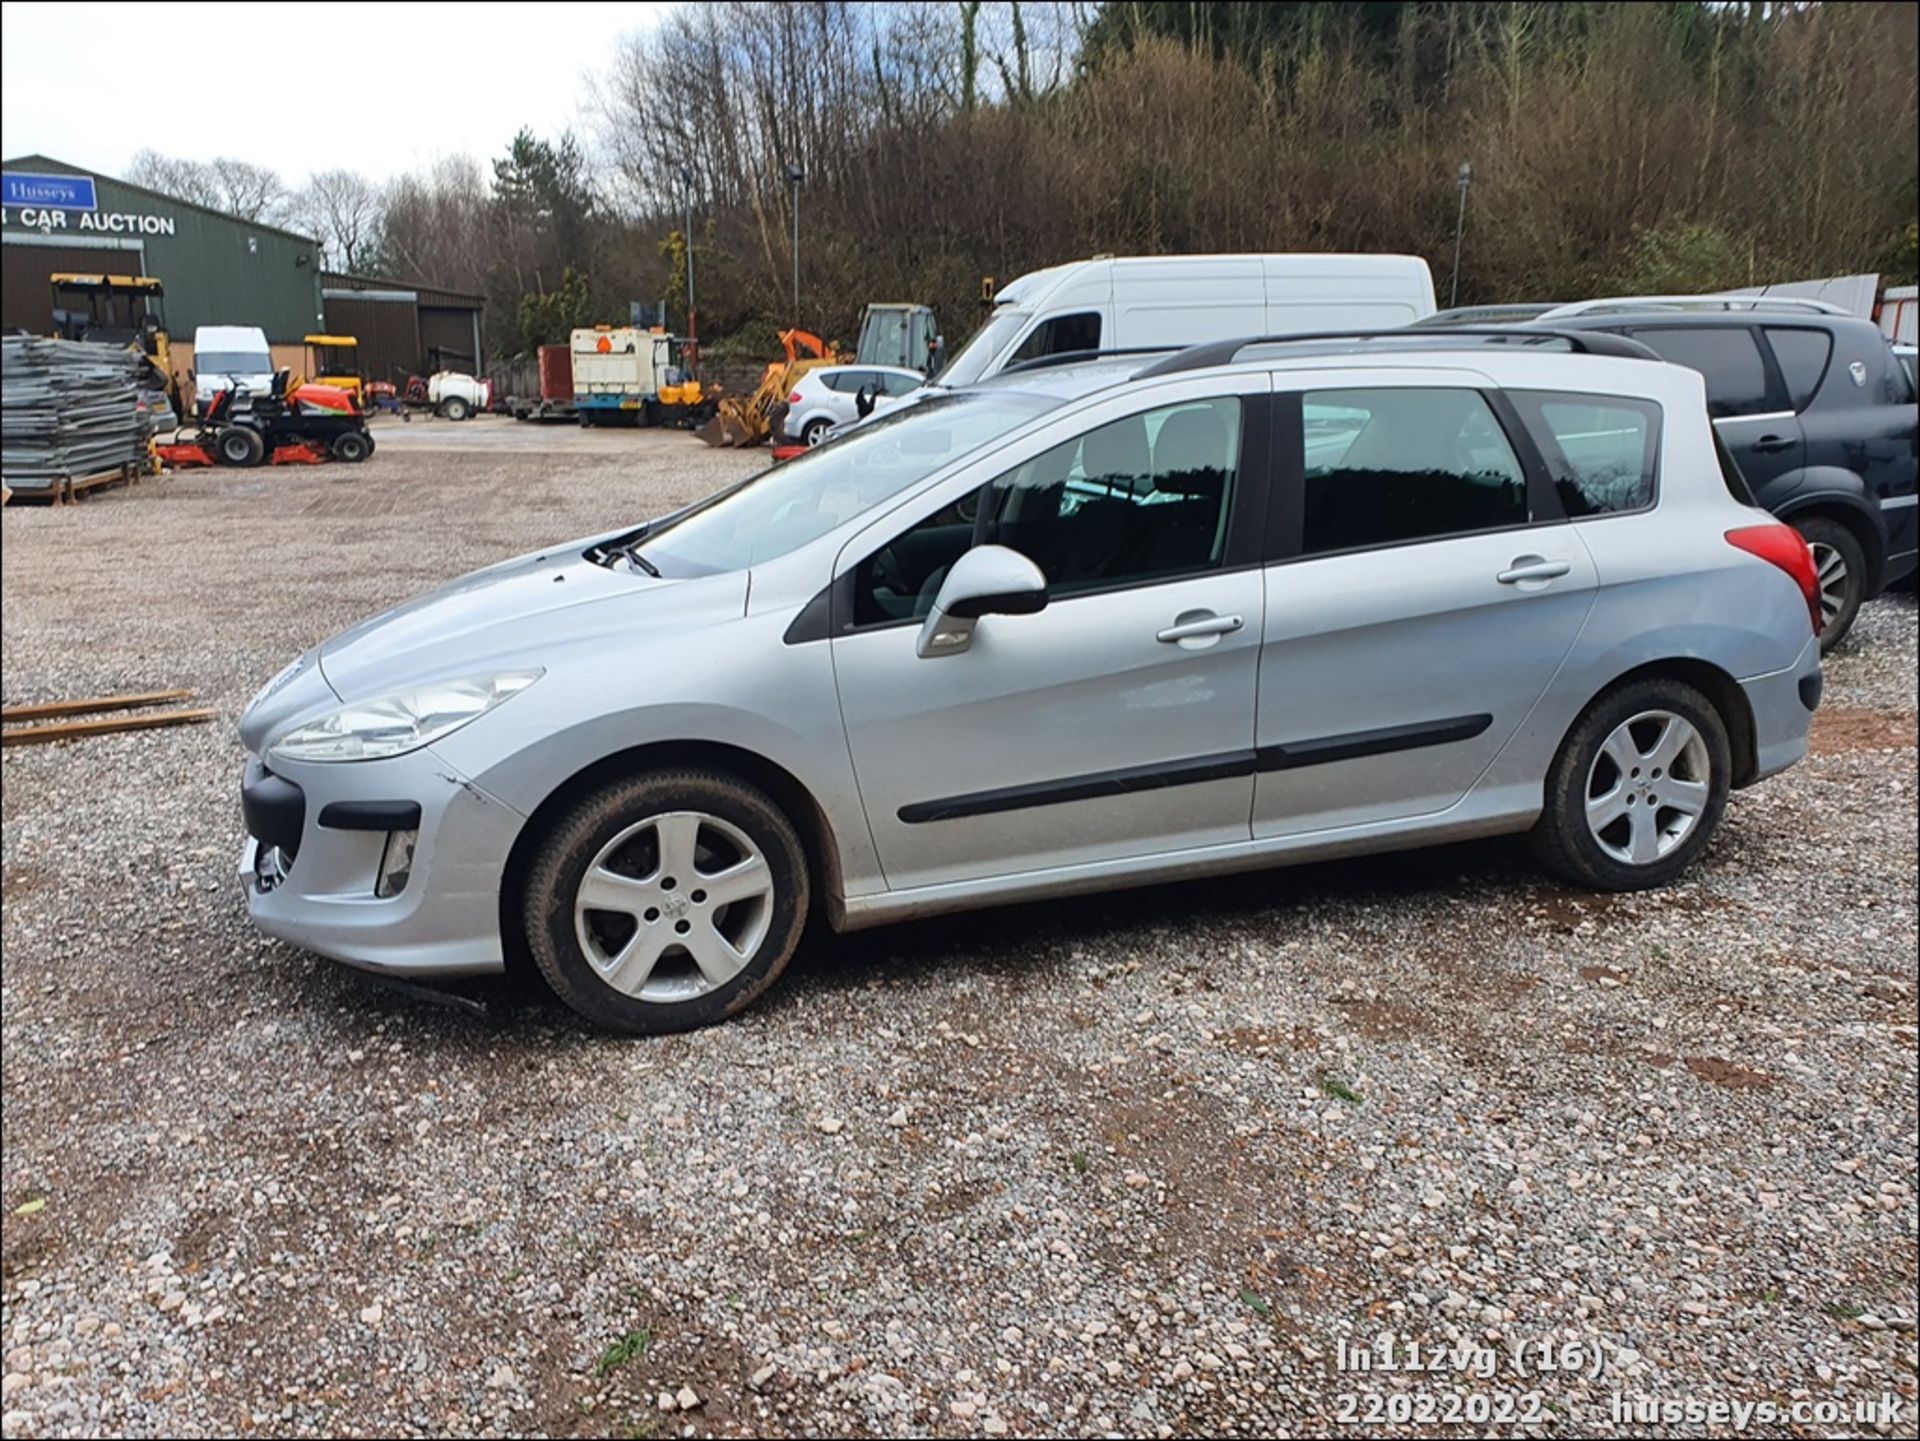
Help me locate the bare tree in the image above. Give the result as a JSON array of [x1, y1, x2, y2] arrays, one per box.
[[126, 150, 290, 224], [292, 170, 387, 272]]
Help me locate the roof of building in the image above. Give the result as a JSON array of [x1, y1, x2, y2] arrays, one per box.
[[320, 269, 486, 309]]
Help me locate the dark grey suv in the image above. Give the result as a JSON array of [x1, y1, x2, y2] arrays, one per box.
[[1545, 307, 1917, 649]]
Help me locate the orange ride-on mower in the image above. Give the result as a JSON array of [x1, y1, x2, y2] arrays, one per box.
[[159, 373, 376, 468]]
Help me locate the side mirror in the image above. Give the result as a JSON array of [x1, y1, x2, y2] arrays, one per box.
[[916, 545, 1048, 658]]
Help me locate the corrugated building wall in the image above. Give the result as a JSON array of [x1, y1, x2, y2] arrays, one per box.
[[3, 154, 324, 342]]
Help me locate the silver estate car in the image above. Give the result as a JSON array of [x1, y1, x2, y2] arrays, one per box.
[[240, 332, 1826, 1034]]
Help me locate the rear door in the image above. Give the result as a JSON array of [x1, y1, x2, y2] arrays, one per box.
[[1252, 376, 1598, 837], [1626, 325, 1803, 494]]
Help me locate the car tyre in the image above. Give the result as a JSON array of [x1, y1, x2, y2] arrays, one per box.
[[329, 430, 372, 463], [1794, 516, 1866, 652], [523, 768, 811, 1035], [801, 416, 831, 446], [1531, 677, 1731, 892], [215, 426, 265, 467], [439, 395, 471, 422]]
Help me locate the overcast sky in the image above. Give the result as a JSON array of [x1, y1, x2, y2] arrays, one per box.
[[0, 0, 677, 185]]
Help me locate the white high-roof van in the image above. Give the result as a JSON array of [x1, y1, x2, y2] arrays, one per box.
[[932, 253, 1436, 388], [192, 324, 275, 412]]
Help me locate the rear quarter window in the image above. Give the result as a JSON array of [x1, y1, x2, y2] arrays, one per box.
[[1762, 327, 1833, 411], [1510, 392, 1661, 517]]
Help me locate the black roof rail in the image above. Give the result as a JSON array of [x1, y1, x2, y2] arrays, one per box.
[[998, 346, 1176, 376], [1132, 326, 1661, 379]]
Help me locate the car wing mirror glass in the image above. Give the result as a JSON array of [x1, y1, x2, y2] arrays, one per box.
[[916, 544, 1048, 658]]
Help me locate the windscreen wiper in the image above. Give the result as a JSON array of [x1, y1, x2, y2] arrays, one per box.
[[623, 545, 662, 578]]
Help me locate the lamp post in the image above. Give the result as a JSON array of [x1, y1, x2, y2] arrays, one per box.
[[1449, 160, 1473, 310], [678, 164, 697, 374], [784, 161, 804, 318]]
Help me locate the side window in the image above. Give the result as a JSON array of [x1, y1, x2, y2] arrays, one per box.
[[1511, 391, 1660, 517], [1631, 327, 1773, 418], [824, 370, 871, 395], [879, 371, 919, 397], [1009, 311, 1103, 366], [1300, 388, 1528, 556], [852, 397, 1240, 624], [1763, 328, 1833, 411]]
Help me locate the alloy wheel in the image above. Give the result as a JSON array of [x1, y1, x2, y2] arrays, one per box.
[[573, 810, 775, 1003], [1584, 710, 1711, 866], [1809, 540, 1849, 633]]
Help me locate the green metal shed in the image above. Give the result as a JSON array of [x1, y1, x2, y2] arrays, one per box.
[[2, 154, 325, 343]]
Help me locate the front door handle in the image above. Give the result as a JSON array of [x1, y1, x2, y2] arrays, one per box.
[[1157, 611, 1244, 644], [1751, 433, 1796, 453], [1497, 557, 1571, 585]]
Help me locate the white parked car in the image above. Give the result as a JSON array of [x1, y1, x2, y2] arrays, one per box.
[[780, 365, 923, 444]]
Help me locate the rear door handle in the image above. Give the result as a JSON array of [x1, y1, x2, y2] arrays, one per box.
[[1496, 557, 1571, 585], [1751, 434, 1796, 453], [1157, 612, 1244, 643]]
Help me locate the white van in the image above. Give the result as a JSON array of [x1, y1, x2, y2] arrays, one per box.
[[192, 325, 275, 411], [931, 254, 1436, 388]]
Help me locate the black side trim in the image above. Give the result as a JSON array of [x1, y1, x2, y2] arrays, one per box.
[[318, 800, 423, 831], [1256, 714, 1492, 770], [783, 583, 833, 644], [897, 715, 1492, 824], [1798, 673, 1823, 712], [898, 750, 1254, 824]]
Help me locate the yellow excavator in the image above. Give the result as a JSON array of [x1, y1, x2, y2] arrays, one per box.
[[49, 273, 182, 418], [697, 329, 841, 447]]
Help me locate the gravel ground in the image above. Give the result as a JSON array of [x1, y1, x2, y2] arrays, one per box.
[[3, 417, 1916, 1439]]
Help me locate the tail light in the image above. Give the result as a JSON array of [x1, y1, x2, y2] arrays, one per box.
[[1726, 523, 1821, 635], [788, 391, 803, 405]]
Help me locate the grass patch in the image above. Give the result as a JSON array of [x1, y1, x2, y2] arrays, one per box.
[[1238, 1287, 1272, 1316], [1069, 1150, 1090, 1175], [596, 1327, 654, 1376], [1319, 1076, 1364, 1105], [1825, 1300, 1866, 1320]]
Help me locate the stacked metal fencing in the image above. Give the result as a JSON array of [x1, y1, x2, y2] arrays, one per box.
[[1, 336, 159, 497]]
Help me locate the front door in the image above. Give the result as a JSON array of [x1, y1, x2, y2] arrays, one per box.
[[1254, 383, 1599, 837], [832, 382, 1271, 892]]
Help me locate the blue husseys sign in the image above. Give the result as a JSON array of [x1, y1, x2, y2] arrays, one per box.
[[3, 172, 97, 210]]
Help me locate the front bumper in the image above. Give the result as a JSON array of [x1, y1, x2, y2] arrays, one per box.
[[1739, 631, 1822, 785], [237, 746, 525, 976]]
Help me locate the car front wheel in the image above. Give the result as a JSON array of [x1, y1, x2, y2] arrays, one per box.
[[1532, 678, 1731, 892], [523, 769, 810, 1034]]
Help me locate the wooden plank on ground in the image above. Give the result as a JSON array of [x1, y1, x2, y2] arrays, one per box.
[[1, 708, 216, 748], [2, 690, 195, 722]]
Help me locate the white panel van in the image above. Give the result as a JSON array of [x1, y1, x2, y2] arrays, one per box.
[[931, 253, 1436, 388], [192, 325, 275, 411]]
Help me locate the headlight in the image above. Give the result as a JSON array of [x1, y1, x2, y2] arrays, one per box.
[[269, 670, 541, 763]]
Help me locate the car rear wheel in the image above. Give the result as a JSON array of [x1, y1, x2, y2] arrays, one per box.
[[801, 416, 831, 446], [1794, 516, 1866, 653], [329, 430, 372, 463], [215, 426, 265, 467], [523, 769, 810, 1035], [1532, 678, 1731, 892]]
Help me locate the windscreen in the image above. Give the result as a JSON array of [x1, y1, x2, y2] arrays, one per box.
[[929, 310, 1029, 388], [636, 391, 1053, 576], [198, 351, 272, 375]]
